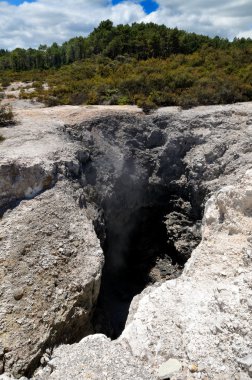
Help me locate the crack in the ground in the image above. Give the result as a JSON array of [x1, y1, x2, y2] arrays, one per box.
[[65, 115, 207, 339], [91, 182, 203, 339]]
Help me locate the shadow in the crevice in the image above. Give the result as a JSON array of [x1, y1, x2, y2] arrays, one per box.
[[92, 204, 183, 339]]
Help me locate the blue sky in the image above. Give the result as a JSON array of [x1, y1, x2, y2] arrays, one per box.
[[0, 0, 252, 50], [8, 0, 159, 13], [112, 0, 159, 14], [7, 0, 35, 4]]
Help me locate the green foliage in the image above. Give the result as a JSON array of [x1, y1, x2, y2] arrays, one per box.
[[0, 21, 252, 109], [1, 78, 11, 88], [0, 105, 15, 127], [43, 96, 61, 107], [0, 21, 236, 71], [137, 97, 158, 114]]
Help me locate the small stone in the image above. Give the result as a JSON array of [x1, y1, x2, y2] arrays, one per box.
[[189, 363, 198, 373], [16, 318, 24, 325], [198, 364, 205, 372], [13, 288, 24, 301], [247, 299, 252, 309], [158, 358, 182, 379], [40, 356, 46, 365], [237, 354, 252, 370]]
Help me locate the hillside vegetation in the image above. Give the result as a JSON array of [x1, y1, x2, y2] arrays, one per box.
[[0, 21, 252, 109]]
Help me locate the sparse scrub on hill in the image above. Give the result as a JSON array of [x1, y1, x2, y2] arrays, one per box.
[[0, 21, 252, 109], [10, 48, 252, 109]]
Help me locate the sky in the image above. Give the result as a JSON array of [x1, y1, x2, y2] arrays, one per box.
[[0, 0, 252, 50]]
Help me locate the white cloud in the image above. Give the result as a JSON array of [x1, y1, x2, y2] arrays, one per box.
[[0, 0, 251, 50], [237, 29, 252, 39], [141, 0, 252, 39], [0, 0, 145, 49]]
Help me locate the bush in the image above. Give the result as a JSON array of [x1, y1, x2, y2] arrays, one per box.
[[0, 105, 15, 127], [0, 39, 251, 109], [117, 95, 131, 105], [33, 81, 43, 89], [43, 96, 60, 107], [70, 92, 88, 105], [1, 79, 11, 88], [137, 97, 158, 114]]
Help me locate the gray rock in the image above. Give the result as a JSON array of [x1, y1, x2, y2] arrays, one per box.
[[1, 102, 252, 379], [158, 359, 182, 379], [0, 182, 104, 377], [13, 288, 24, 301], [237, 354, 252, 370], [35, 335, 154, 380]]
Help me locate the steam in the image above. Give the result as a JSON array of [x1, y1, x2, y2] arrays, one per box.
[[103, 155, 148, 274]]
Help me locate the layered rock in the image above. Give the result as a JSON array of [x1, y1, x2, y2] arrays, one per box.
[[0, 102, 252, 379], [40, 170, 252, 380], [0, 106, 105, 377], [120, 172, 252, 379], [0, 182, 103, 377]]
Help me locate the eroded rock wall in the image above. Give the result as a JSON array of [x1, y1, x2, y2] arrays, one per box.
[[0, 103, 252, 379], [0, 182, 103, 377], [40, 170, 252, 380], [0, 106, 105, 377]]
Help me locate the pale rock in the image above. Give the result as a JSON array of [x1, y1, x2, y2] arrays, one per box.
[[13, 288, 24, 301], [45, 175, 252, 380], [237, 354, 252, 371], [1, 101, 252, 380], [158, 358, 182, 379]]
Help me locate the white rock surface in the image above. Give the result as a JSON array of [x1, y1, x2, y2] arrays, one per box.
[[0, 182, 103, 377], [35, 334, 154, 380], [0, 105, 112, 377], [158, 358, 182, 379], [1, 101, 252, 379], [42, 172, 252, 380]]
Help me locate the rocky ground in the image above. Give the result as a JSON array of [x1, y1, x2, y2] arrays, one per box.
[[0, 98, 252, 379], [35, 172, 252, 380]]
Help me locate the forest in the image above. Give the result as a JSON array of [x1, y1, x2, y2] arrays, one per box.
[[0, 20, 252, 109]]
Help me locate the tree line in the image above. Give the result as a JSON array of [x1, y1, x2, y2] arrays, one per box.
[[1, 21, 252, 110], [0, 20, 251, 71]]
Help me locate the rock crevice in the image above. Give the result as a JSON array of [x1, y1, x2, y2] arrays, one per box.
[[1, 103, 252, 379]]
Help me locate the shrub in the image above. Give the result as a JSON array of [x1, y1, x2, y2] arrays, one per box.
[[0, 105, 15, 127], [117, 95, 131, 105], [1, 79, 11, 88], [43, 96, 60, 107], [33, 81, 43, 89], [137, 97, 158, 114], [70, 92, 88, 105]]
